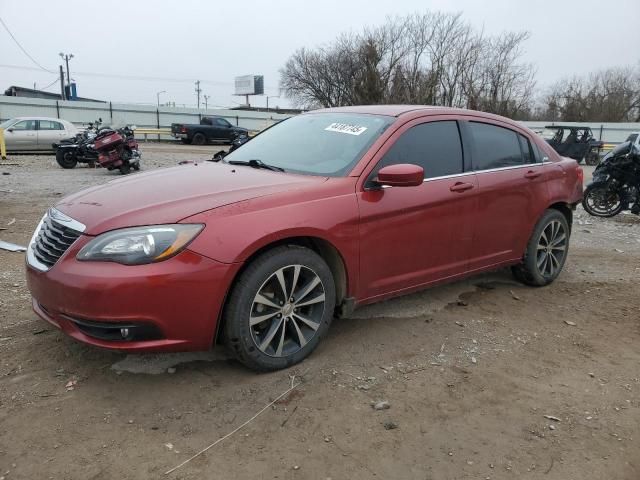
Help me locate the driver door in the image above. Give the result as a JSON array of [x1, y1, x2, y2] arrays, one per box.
[[357, 118, 478, 302], [4, 119, 37, 150]]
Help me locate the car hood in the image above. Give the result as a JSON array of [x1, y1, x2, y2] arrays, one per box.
[[55, 163, 327, 235]]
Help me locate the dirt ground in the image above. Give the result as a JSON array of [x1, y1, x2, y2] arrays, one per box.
[[1, 146, 639, 480]]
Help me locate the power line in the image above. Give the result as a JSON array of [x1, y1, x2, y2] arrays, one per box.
[[40, 77, 59, 90], [0, 16, 55, 73], [0, 63, 280, 92]]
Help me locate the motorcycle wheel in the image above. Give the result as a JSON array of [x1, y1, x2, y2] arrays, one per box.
[[56, 150, 78, 169], [582, 183, 624, 217]]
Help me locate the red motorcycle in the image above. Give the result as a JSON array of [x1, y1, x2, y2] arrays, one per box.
[[94, 125, 141, 174]]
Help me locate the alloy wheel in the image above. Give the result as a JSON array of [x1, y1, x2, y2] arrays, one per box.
[[249, 264, 326, 357], [536, 220, 567, 277]]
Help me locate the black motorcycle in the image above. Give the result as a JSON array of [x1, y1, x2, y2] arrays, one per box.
[[582, 141, 640, 217], [53, 118, 104, 169]]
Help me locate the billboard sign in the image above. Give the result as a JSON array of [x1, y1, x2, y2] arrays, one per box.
[[234, 75, 264, 96]]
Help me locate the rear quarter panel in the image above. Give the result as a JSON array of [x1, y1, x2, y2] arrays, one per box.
[[537, 140, 584, 206]]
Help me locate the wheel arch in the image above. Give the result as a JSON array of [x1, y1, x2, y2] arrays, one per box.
[[214, 235, 350, 344], [547, 202, 573, 233]]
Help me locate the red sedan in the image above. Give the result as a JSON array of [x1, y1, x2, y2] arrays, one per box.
[[26, 106, 583, 371]]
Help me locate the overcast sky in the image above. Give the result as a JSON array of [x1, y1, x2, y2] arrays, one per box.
[[1, 0, 638, 109]]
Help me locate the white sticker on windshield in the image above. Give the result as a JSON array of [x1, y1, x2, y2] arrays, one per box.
[[325, 122, 368, 136]]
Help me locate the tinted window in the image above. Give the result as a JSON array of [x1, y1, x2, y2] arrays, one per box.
[[11, 120, 37, 130], [518, 134, 535, 164], [376, 121, 463, 179], [469, 122, 523, 170], [39, 120, 64, 130], [217, 118, 230, 127]]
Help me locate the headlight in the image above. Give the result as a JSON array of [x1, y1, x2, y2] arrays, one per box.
[[77, 224, 203, 265]]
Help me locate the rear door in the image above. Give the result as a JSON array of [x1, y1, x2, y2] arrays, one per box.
[[4, 119, 37, 150], [37, 120, 68, 150], [463, 120, 549, 270], [357, 118, 478, 301]]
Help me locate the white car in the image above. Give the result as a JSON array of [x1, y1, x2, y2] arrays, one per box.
[[0, 117, 78, 151]]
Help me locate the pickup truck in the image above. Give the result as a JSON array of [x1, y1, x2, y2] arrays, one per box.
[[171, 116, 248, 145]]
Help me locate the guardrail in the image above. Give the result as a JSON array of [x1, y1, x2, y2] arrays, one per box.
[[133, 128, 261, 142]]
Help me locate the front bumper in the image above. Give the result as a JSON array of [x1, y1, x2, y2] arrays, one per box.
[[26, 236, 241, 352]]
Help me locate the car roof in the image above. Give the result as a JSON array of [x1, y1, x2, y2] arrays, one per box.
[[309, 105, 524, 125], [11, 116, 71, 122]]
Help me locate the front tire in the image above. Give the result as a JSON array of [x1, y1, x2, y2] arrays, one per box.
[[223, 246, 336, 371], [512, 209, 570, 287], [56, 149, 78, 169]]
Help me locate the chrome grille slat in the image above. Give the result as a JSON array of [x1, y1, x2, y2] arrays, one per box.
[[29, 211, 83, 269]]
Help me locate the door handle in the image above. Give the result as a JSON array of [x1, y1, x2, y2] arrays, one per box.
[[524, 170, 542, 179], [449, 182, 474, 192]]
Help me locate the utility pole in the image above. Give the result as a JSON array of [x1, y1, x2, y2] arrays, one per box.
[[204, 95, 210, 110], [59, 65, 66, 100], [59, 53, 74, 85], [195, 80, 202, 109]]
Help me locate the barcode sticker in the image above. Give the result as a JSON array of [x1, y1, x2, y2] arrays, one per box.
[[325, 123, 368, 136]]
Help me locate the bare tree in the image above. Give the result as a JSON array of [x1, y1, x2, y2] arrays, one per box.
[[539, 66, 640, 122], [280, 12, 536, 117]]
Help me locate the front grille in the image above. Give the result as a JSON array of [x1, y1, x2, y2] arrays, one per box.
[[32, 215, 83, 269]]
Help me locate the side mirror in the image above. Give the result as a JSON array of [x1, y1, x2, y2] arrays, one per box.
[[6, 128, 13, 133], [376, 164, 424, 187]]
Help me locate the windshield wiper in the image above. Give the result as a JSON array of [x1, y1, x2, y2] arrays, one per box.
[[226, 159, 285, 172]]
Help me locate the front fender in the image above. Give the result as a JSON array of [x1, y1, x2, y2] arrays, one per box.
[[183, 189, 361, 296]]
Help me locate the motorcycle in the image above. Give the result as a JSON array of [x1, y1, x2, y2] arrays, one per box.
[[54, 118, 103, 169], [93, 125, 141, 174], [582, 141, 640, 217], [211, 131, 250, 162]]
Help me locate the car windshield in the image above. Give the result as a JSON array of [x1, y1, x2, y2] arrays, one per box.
[[224, 113, 394, 176], [0, 119, 16, 129], [626, 133, 638, 143]]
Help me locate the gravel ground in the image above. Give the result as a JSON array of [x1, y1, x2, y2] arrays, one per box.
[[1, 145, 639, 480]]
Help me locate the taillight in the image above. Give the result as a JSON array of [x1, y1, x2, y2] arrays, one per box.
[[576, 166, 584, 184], [181, 127, 187, 134]]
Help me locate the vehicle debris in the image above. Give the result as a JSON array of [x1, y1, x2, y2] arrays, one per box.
[[0, 240, 27, 252]]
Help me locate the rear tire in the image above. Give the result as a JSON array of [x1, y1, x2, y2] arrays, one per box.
[[512, 209, 570, 287], [192, 133, 206, 146], [56, 149, 78, 169], [223, 246, 336, 371]]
